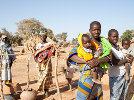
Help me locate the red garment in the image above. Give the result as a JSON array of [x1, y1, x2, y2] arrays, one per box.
[[34, 49, 53, 63]]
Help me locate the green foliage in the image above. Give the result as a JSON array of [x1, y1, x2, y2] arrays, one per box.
[[0, 29, 23, 46], [17, 18, 46, 40], [61, 32, 67, 41], [11, 33, 23, 46], [71, 38, 78, 45], [55, 32, 68, 47], [17, 18, 56, 42], [121, 30, 134, 40], [56, 32, 67, 42]]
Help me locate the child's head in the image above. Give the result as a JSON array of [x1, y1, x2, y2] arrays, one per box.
[[108, 29, 119, 45], [82, 34, 92, 49], [89, 21, 101, 39], [122, 38, 131, 49], [40, 34, 47, 42]]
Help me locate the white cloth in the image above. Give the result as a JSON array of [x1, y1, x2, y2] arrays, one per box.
[[36, 43, 46, 50], [0, 41, 15, 81], [111, 47, 124, 60], [123, 47, 134, 57], [83, 47, 92, 53], [108, 65, 126, 77], [109, 47, 126, 77]]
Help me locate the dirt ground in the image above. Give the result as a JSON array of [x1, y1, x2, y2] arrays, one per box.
[[9, 46, 134, 100]]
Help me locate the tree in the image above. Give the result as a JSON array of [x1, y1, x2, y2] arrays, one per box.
[[71, 38, 78, 46], [11, 32, 23, 46], [0, 28, 12, 37], [17, 18, 48, 41], [61, 32, 67, 42], [0, 28, 14, 44], [55, 32, 68, 46], [121, 30, 134, 40], [16, 18, 56, 45]]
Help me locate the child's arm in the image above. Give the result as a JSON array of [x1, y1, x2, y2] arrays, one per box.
[[70, 55, 87, 64], [98, 55, 111, 64]]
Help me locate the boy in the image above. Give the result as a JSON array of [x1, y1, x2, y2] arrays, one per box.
[[121, 38, 134, 81]]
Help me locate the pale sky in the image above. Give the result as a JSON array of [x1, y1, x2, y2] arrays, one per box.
[[0, 0, 134, 41]]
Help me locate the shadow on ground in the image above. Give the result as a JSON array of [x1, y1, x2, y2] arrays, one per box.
[[36, 80, 78, 100]]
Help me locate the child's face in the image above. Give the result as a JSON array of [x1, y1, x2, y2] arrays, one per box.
[[89, 24, 101, 39], [108, 32, 119, 45], [122, 40, 130, 49], [41, 35, 47, 42], [82, 37, 92, 49]]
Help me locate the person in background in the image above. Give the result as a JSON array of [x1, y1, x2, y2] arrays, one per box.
[[0, 35, 16, 85], [34, 34, 54, 97]]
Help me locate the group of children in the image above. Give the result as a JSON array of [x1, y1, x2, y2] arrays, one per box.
[[66, 30, 133, 90]]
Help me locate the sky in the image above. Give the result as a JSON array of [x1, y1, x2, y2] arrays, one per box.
[[0, 0, 134, 41]]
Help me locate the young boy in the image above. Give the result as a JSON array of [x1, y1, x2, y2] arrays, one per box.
[[121, 38, 134, 81], [77, 33, 102, 84]]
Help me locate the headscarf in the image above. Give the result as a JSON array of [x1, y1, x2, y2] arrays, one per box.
[[77, 33, 98, 61]]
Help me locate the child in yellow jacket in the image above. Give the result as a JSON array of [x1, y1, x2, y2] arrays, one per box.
[[77, 33, 102, 84]]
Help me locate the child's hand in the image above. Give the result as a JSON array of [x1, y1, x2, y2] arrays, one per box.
[[87, 58, 99, 67]]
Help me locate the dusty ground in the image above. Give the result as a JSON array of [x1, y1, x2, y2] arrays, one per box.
[[9, 46, 134, 100]]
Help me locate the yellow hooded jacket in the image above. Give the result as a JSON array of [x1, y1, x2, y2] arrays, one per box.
[[77, 33, 99, 77], [77, 33, 98, 61]]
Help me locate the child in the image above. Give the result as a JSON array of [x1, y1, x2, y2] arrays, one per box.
[[65, 62, 75, 90], [77, 33, 102, 84], [121, 38, 134, 81]]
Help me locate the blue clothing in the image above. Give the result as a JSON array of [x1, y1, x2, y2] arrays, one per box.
[[109, 75, 128, 100], [0, 41, 16, 81], [68, 47, 103, 100]]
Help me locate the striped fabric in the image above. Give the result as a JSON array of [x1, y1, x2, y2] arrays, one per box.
[[76, 76, 103, 100], [68, 47, 103, 100], [78, 80, 93, 96]]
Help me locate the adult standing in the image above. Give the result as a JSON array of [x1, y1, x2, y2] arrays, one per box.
[[0, 35, 16, 85], [34, 34, 54, 97]]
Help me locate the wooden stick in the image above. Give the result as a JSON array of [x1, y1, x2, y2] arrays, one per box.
[[26, 57, 30, 90], [55, 49, 62, 100], [0, 50, 4, 100]]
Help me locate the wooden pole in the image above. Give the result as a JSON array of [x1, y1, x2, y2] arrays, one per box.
[[26, 57, 30, 90], [55, 49, 62, 100], [0, 49, 4, 100]]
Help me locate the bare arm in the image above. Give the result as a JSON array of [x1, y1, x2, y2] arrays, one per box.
[[111, 53, 128, 66], [70, 55, 87, 64], [98, 56, 110, 64], [70, 55, 99, 67]]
